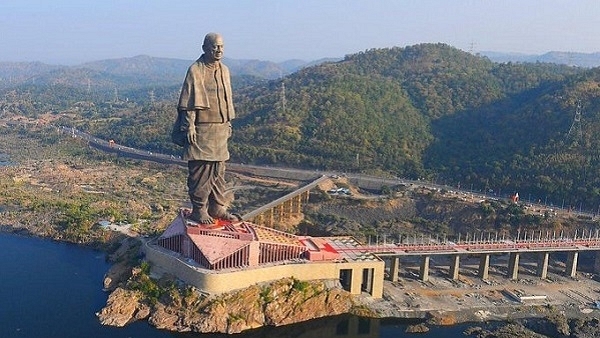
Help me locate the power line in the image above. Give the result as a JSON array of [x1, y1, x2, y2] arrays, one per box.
[[280, 80, 287, 115], [567, 100, 583, 143]]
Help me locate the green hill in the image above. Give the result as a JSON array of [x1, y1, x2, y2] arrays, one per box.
[[232, 44, 579, 171], [231, 44, 599, 209]]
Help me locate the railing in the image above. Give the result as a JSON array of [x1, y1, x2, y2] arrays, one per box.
[[335, 235, 600, 256]]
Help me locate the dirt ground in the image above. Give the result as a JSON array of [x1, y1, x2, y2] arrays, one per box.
[[365, 253, 600, 322]]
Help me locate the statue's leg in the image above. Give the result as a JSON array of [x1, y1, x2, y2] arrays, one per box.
[[208, 162, 242, 222], [187, 160, 214, 224]]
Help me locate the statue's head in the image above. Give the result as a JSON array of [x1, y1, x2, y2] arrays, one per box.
[[202, 33, 224, 63]]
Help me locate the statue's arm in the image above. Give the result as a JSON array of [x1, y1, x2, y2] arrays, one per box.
[[184, 110, 197, 145]]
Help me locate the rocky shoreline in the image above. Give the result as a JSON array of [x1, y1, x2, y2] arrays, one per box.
[[97, 274, 368, 334]]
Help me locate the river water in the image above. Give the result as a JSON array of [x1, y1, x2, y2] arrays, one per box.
[[0, 232, 472, 338]]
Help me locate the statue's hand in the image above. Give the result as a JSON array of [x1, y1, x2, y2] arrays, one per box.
[[187, 127, 197, 145]]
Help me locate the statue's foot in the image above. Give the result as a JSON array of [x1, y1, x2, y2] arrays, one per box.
[[221, 212, 242, 222], [188, 209, 214, 225], [209, 207, 243, 222]]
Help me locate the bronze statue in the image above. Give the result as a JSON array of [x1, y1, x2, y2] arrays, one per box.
[[177, 32, 240, 224]]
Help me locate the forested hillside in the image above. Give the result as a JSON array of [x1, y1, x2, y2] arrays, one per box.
[[232, 44, 598, 210], [2, 43, 600, 212], [233, 44, 576, 169]]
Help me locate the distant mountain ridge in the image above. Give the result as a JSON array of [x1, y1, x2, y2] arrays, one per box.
[[0, 61, 65, 86], [481, 51, 600, 68], [2, 50, 599, 92], [0, 55, 334, 91]]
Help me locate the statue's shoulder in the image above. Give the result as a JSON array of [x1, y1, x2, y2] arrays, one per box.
[[186, 60, 205, 76], [189, 59, 204, 69]]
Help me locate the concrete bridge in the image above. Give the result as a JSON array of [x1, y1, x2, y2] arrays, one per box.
[[355, 234, 600, 283], [241, 175, 328, 227]]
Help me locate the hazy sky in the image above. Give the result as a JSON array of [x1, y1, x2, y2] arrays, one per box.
[[2, 0, 599, 65]]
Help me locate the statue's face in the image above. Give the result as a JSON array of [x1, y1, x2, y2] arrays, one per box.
[[203, 35, 224, 62]]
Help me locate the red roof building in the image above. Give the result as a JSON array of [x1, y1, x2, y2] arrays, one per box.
[[157, 209, 342, 270]]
